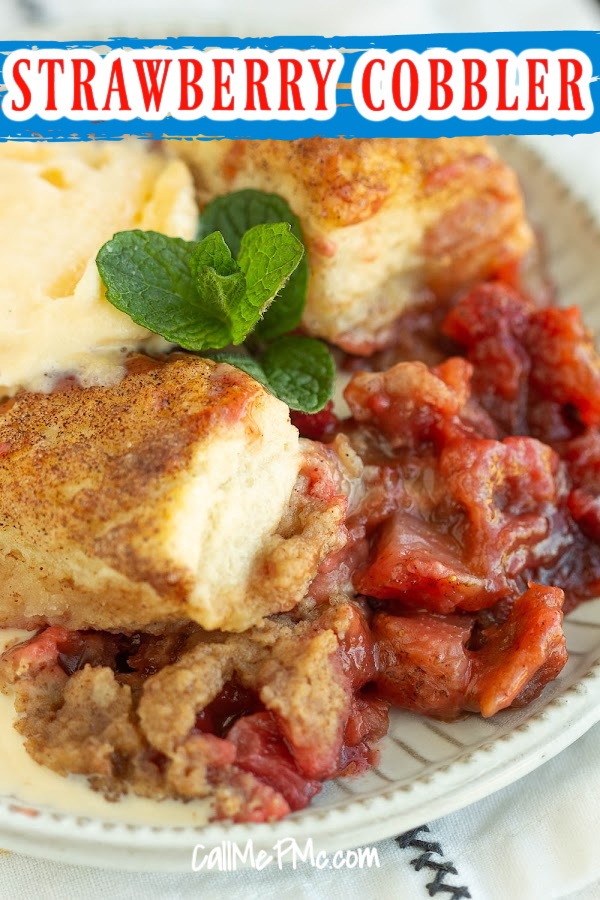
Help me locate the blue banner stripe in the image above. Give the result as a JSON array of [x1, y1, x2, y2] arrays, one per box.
[[1, 32, 598, 140]]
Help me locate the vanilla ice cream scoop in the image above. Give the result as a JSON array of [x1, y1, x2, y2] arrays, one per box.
[[0, 139, 198, 394]]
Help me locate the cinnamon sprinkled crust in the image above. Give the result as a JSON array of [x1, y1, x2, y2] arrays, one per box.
[[0, 354, 345, 633], [173, 136, 534, 352]]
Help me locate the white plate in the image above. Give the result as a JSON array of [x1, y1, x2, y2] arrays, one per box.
[[1, 136, 600, 872]]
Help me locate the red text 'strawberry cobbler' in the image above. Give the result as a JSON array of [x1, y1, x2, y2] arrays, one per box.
[[4, 278, 600, 822]]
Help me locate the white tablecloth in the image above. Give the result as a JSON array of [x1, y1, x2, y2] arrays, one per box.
[[2, 2, 600, 897]]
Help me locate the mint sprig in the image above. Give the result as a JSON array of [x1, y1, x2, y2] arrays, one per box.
[[199, 190, 308, 341], [96, 191, 335, 414], [187, 231, 246, 347], [261, 336, 336, 414], [97, 222, 302, 351]]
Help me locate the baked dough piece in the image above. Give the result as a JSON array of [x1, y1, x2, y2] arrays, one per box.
[[173, 137, 534, 353], [0, 355, 344, 633], [0, 140, 197, 394]]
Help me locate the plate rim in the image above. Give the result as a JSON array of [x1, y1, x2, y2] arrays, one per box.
[[1, 655, 599, 871]]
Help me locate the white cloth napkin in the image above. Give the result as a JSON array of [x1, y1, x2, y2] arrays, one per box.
[[2, 2, 600, 898]]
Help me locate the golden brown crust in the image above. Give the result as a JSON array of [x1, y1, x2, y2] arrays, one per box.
[[0, 356, 245, 561], [0, 355, 345, 632], [0, 355, 251, 623], [173, 137, 534, 352], [216, 136, 503, 227]]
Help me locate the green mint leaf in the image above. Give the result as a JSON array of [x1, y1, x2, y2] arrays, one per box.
[[204, 352, 271, 391], [199, 189, 299, 257], [189, 230, 241, 281], [259, 335, 335, 413], [96, 230, 231, 351], [235, 223, 304, 341], [188, 232, 246, 345], [199, 190, 308, 340], [97, 224, 303, 353]]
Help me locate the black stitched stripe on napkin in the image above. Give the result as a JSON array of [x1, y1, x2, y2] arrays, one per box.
[[396, 826, 472, 899]]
